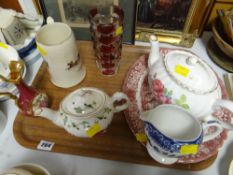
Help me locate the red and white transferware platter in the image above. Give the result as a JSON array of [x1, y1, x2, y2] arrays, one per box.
[[122, 48, 231, 164]]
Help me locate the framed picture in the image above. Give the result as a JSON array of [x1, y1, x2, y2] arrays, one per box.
[[39, 0, 136, 44], [135, 0, 215, 47], [57, 0, 119, 28]]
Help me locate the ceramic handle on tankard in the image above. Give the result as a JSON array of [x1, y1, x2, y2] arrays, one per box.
[[111, 92, 130, 113]]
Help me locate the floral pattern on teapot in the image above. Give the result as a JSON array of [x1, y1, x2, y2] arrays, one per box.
[[73, 101, 98, 114], [152, 78, 190, 110], [61, 107, 112, 131]]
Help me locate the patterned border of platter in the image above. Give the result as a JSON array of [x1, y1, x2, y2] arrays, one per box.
[[122, 50, 231, 164]]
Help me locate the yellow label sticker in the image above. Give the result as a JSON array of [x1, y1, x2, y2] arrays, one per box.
[[135, 133, 147, 142], [115, 26, 123, 36], [0, 42, 8, 49], [37, 45, 47, 56], [86, 123, 102, 138], [174, 64, 190, 77], [180, 144, 198, 155]]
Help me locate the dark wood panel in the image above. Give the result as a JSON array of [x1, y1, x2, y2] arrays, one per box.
[[0, 0, 22, 12]]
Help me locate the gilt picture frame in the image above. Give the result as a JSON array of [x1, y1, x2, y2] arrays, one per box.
[[135, 0, 215, 47], [39, 0, 136, 44]]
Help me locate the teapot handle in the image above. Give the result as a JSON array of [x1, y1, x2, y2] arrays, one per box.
[[110, 92, 129, 113]]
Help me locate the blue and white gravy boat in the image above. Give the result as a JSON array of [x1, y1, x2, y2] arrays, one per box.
[[140, 104, 226, 165]]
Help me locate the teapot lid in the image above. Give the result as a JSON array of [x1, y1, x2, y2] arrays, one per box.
[[164, 50, 218, 94], [61, 88, 106, 117]]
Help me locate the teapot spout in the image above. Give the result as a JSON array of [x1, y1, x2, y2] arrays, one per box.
[[148, 35, 160, 69], [34, 107, 59, 123]]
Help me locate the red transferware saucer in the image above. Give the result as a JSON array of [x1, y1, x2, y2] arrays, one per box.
[[122, 49, 231, 164]]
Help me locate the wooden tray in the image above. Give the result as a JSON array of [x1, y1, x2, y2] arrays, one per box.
[[13, 41, 217, 171]]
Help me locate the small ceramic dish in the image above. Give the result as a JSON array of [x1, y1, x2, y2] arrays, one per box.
[[229, 159, 233, 175], [0, 42, 26, 101], [2, 167, 34, 175], [2, 163, 51, 175]]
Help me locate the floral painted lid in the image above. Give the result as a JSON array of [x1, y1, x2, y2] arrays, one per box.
[[61, 88, 106, 117], [164, 50, 218, 94]]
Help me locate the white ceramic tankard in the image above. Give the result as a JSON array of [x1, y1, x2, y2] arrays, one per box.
[[35, 17, 86, 88]]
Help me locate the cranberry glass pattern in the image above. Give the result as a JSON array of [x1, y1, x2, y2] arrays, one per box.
[[122, 49, 231, 164], [89, 6, 124, 75]]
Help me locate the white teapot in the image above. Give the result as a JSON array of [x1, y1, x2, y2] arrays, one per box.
[[34, 87, 129, 137], [148, 35, 233, 130]]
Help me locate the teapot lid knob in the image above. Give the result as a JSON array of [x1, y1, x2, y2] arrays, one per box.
[[186, 56, 198, 65]]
